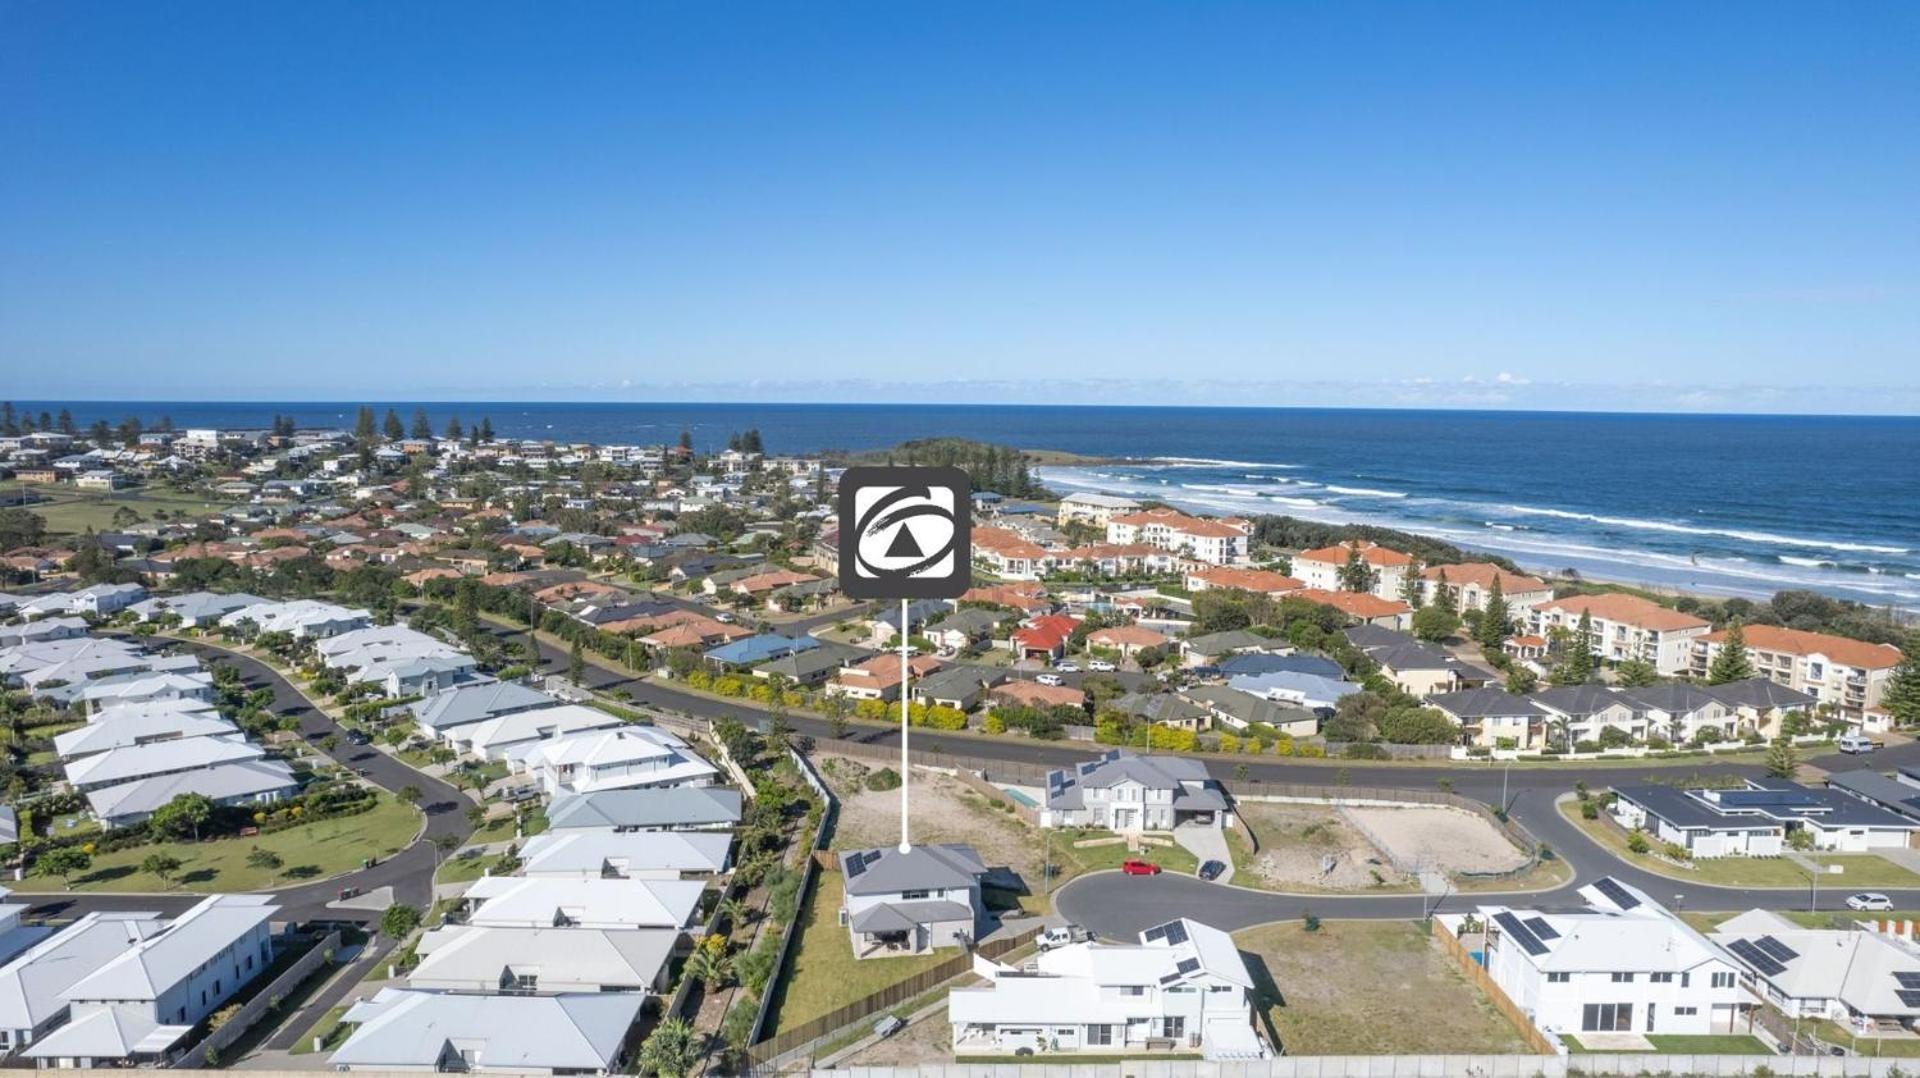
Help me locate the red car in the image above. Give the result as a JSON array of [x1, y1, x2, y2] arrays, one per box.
[[1120, 859, 1162, 876]]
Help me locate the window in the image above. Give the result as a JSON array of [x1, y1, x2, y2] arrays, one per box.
[[1209, 984, 1235, 993], [901, 890, 931, 900], [1681, 972, 1690, 988], [1546, 972, 1570, 983], [1163, 1016, 1185, 1039], [1650, 973, 1674, 983], [1581, 1003, 1633, 1032], [1087, 1025, 1113, 1047], [1118, 986, 1145, 997], [1713, 972, 1735, 989], [1611, 972, 1635, 983], [1675, 1007, 1698, 1016]]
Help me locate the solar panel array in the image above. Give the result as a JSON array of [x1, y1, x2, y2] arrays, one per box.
[[1593, 878, 1641, 909], [1727, 938, 1786, 976], [1899, 989, 1920, 1009], [1144, 920, 1189, 946], [1894, 972, 1920, 990], [1495, 911, 1549, 956], [845, 850, 881, 878], [1524, 916, 1560, 940], [1755, 936, 1799, 963]]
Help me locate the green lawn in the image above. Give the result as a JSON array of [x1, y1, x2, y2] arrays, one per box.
[[1, 481, 227, 535], [1235, 920, 1533, 1055], [765, 871, 956, 1033], [288, 1004, 354, 1055], [435, 850, 509, 885], [13, 794, 423, 893], [1808, 1022, 1920, 1058], [1561, 799, 1920, 888], [1051, 829, 1199, 876], [1563, 1033, 1772, 1054]]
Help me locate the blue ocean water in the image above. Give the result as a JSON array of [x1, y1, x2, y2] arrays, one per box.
[[20, 401, 1920, 608]]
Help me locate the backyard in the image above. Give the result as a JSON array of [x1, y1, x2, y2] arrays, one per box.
[[12, 793, 422, 892], [762, 870, 955, 1032], [1235, 919, 1535, 1056], [1562, 1034, 1771, 1054], [1561, 799, 1920, 889]]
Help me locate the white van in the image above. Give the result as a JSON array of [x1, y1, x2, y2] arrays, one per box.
[[1839, 733, 1880, 754], [1034, 673, 1064, 687]]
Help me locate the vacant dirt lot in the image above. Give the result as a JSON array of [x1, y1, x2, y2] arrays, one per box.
[[820, 754, 1046, 888], [1236, 920, 1531, 1056], [1235, 801, 1410, 891], [1346, 804, 1529, 874], [839, 1004, 959, 1065]]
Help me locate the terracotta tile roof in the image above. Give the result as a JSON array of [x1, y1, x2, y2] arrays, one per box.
[[989, 680, 1086, 709], [1294, 589, 1412, 619], [1188, 567, 1303, 594], [1295, 540, 1414, 568], [1088, 625, 1171, 648], [1013, 614, 1080, 652], [1541, 593, 1709, 633], [1702, 624, 1900, 670], [1419, 562, 1549, 592]]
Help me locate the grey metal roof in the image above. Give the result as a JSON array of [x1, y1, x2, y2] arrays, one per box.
[[1427, 687, 1546, 720], [1530, 684, 1631, 719], [412, 680, 558, 731], [546, 787, 742, 831], [839, 843, 986, 897], [1708, 677, 1819, 712], [848, 899, 974, 934], [1181, 630, 1274, 656]]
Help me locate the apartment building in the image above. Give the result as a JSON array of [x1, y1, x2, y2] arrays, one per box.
[[1692, 625, 1901, 721], [1528, 594, 1710, 675], [1290, 541, 1413, 599], [1418, 563, 1553, 615]]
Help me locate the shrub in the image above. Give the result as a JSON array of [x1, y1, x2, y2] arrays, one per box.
[[864, 767, 902, 792], [1662, 841, 1691, 861], [1625, 831, 1651, 855]]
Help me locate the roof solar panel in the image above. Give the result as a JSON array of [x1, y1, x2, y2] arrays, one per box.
[[1144, 920, 1190, 946], [1177, 957, 1200, 974], [1896, 972, 1920, 990], [1593, 878, 1641, 910], [1899, 990, 1920, 1009], [1728, 939, 1785, 977], [1755, 936, 1799, 962], [1524, 916, 1560, 940], [1495, 911, 1548, 956], [846, 854, 868, 877]]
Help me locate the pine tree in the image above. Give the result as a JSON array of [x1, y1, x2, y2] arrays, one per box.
[[568, 637, 585, 686], [1882, 630, 1920, 728], [1765, 732, 1801, 779], [382, 409, 405, 442], [1337, 545, 1376, 593], [1400, 560, 1424, 609], [445, 414, 463, 439], [410, 408, 432, 439], [1708, 619, 1755, 684], [1432, 568, 1458, 615], [678, 428, 693, 451], [0, 402, 15, 436], [354, 405, 376, 442], [477, 416, 494, 443], [56, 408, 75, 434], [1477, 575, 1510, 648]]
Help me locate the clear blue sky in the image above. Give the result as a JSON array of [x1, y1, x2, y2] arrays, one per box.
[[3, 2, 1917, 411]]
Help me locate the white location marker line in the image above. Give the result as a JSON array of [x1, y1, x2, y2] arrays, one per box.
[[899, 596, 912, 853]]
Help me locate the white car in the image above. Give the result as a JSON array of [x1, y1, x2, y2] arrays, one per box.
[[1848, 893, 1895, 912], [1054, 662, 1080, 673], [1088, 659, 1117, 672], [1035, 673, 1064, 687]]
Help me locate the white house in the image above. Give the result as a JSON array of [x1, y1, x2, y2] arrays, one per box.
[[85, 759, 299, 830], [544, 788, 742, 834], [1040, 751, 1229, 832], [1528, 594, 1710, 676], [127, 592, 265, 629], [1290, 541, 1412, 600], [516, 831, 732, 880], [328, 988, 644, 1075], [0, 912, 168, 1055], [218, 599, 371, 640], [949, 917, 1266, 1060], [514, 726, 717, 797], [1469, 877, 1749, 1039], [461, 877, 704, 931], [457, 705, 624, 761], [407, 925, 678, 995], [62, 734, 265, 793], [839, 844, 987, 958], [1711, 909, 1920, 1028], [22, 895, 277, 1069], [1611, 779, 1919, 857]]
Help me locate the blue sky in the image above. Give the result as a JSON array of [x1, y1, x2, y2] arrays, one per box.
[[3, 1, 1917, 411]]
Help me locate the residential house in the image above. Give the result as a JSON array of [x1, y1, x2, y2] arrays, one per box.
[[516, 831, 732, 880], [1611, 778, 1920, 857], [1087, 624, 1171, 661], [1293, 589, 1412, 630], [826, 653, 942, 703], [126, 592, 265, 629], [461, 877, 704, 931], [456, 704, 625, 761], [1427, 688, 1547, 749], [838, 844, 987, 958], [1180, 685, 1319, 737], [1040, 751, 1229, 831], [1711, 909, 1920, 1028], [414, 681, 561, 740], [987, 680, 1086, 711], [1178, 630, 1281, 669], [1057, 493, 1143, 528], [1181, 566, 1301, 597], [327, 988, 645, 1075], [515, 727, 718, 796], [1469, 877, 1749, 1039], [86, 759, 299, 830], [1419, 563, 1553, 616], [22, 895, 276, 1068], [910, 666, 1004, 712], [949, 917, 1265, 1060], [407, 925, 677, 995], [924, 608, 1003, 654], [0, 912, 169, 1055], [544, 788, 741, 835], [1290, 541, 1413, 600]]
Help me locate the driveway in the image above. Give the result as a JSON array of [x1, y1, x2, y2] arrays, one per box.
[[1171, 823, 1234, 884]]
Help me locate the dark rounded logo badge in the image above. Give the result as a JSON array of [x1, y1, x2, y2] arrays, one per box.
[[837, 466, 972, 599]]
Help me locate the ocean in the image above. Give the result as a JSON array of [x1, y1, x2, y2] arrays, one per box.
[[18, 401, 1920, 609]]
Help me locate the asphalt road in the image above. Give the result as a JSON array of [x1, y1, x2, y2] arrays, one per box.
[[45, 635, 478, 924]]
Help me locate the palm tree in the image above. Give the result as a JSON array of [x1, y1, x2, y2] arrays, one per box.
[[682, 947, 734, 994], [717, 897, 750, 933]]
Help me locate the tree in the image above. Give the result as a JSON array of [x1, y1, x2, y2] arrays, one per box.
[[141, 852, 183, 887], [382, 408, 405, 442], [683, 946, 733, 993], [1614, 658, 1659, 687], [1400, 560, 1424, 609], [1430, 568, 1458, 616], [476, 416, 494, 442], [1765, 732, 1801, 779], [398, 784, 424, 805], [1477, 575, 1511, 648], [638, 1017, 701, 1078], [150, 792, 216, 841], [1885, 630, 1920, 728], [444, 414, 464, 440], [354, 405, 377, 443], [568, 637, 586, 686], [1337, 545, 1376, 593], [380, 903, 423, 939], [409, 408, 432, 439], [1376, 706, 1459, 745], [1552, 611, 1597, 686], [1505, 666, 1538, 694], [1411, 604, 1459, 643], [246, 847, 285, 879], [38, 847, 92, 887], [1708, 619, 1755, 684]]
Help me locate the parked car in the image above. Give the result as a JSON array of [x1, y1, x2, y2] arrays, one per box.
[[1848, 893, 1895, 911], [1088, 659, 1117, 672], [1839, 733, 1882, 754], [1036, 924, 1093, 950], [1035, 673, 1064, 686], [1198, 859, 1227, 882], [1054, 661, 1080, 673], [714, 611, 736, 623], [1120, 859, 1162, 876]]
